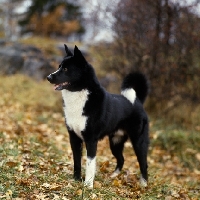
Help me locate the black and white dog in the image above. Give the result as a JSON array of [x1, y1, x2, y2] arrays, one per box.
[[47, 45, 149, 189]]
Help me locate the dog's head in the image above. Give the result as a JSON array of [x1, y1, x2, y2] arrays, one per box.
[[47, 45, 88, 91]]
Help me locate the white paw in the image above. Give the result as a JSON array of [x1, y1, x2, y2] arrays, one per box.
[[140, 176, 147, 187], [110, 169, 121, 178], [84, 181, 93, 189]]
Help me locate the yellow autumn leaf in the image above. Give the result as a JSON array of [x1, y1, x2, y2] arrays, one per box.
[[112, 179, 122, 187]]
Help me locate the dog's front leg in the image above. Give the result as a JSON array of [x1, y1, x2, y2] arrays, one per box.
[[68, 131, 83, 180], [84, 141, 97, 189]]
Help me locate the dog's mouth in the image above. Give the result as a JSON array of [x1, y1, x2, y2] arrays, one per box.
[[54, 82, 69, 90]]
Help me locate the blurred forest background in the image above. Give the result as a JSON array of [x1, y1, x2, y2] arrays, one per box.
[[0, 0, 200, 199]]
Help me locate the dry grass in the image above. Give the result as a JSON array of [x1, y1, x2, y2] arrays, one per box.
[[19, 36, 61, 56], [0, 75, 199, 199]]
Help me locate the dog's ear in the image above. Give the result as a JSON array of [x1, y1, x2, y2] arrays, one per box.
[[64, 44, 73, 56], [74, 45, 87, 65]]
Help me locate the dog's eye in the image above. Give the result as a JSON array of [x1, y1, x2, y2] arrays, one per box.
[[63, 68, 68, 72]]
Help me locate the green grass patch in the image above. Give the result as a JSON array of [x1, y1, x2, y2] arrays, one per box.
[[151, 120, 200, 170]]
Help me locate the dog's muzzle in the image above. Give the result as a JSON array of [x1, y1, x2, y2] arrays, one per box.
[[47, 74, 53, 82]]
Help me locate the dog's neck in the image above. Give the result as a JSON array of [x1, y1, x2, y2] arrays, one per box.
[[61, 89, 89, 139], [61, 89, 89, 102]]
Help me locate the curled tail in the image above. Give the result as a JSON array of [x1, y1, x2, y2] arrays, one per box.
[[121, 72, 149, 104]]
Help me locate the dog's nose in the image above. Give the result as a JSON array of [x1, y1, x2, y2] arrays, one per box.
[[47, 74, 53, 82]]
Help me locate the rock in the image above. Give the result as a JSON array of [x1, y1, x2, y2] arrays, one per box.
[[0, 48, 24, 74], [0, 43, 54, 80], [22, 56, 53, 80]]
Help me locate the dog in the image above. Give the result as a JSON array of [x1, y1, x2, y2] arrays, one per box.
[[47, 45, 149, 189]]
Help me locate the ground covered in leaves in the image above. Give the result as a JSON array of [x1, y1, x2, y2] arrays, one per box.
[[0, 75, 199, 199]]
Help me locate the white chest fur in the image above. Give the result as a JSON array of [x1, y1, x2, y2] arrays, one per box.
[[62, 89, 89, 140]]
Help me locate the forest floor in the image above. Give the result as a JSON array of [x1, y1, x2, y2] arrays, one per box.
[[0, 75, 199, 199]]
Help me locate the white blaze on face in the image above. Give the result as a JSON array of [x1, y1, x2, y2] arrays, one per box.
[[84, 156, 96, 189], [62, 89, 89, 140], [121, 88, 136, 104], [51, 69, 60, 75]]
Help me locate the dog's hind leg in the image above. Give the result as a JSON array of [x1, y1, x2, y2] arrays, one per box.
[[129, 120, 149, 187], [109, 131, 128, 178], [84, 141, 98, 189], [69, 131, 83, 181]]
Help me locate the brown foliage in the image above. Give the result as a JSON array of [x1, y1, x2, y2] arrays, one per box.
[[28, 5, 81, 37], [107, 0, 200, 101]]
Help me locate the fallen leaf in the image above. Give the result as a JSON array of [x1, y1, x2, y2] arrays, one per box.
[[195, 153, 200, 161], [6, 161, 18, 167], [34, 193, 48, 199], [165, 196, 172, 200], [5, 190, 12, 200], [171, 190, 180, 198], [75, 189, 82, 196], [112, 179, 122, 187], [41, 183, 50, 189], [18, 164, 24, 172], [94, 181, 102, 189], [194, 169, 200, 174], [49, 184, 61, 191], [100, 160, 109, 172], [90, 193, 97, 199], [52, 194, 60, 200]]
